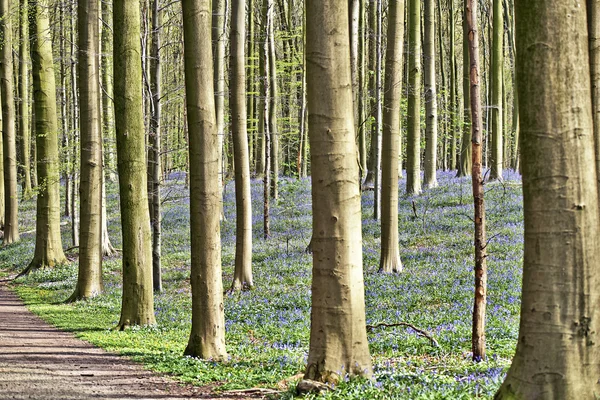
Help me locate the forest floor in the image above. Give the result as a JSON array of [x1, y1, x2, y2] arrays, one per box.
[[0, 278, 261, 400]]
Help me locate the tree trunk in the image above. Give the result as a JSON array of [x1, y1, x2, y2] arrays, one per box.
[[589, 0, 600, 191], [24, 0, 67, 272], [457, 5, 472, 177], [448, 0, 457, 171], [496, 1, 600, 397], [18, 0, 32, 199], [261, 0, 271, 238], [466, 0, 487, 362], [212, 0, 226, 199], [229, 0, 253, 291], [113, 0, 155, 329], [372, 0, 383, 218], [1, 0, 19, 245], [68, 0, 103, 301], [148, 0, 162, 293], [489, 0, 503, 180], [304, 0, 372, 384], [379, 0, 404, 274], [406, 0, 422, 195], [423, 0, 438, 188], [181, 0, 228, 360], [267, 0, 278, 200], [101, 0, 116, 183]]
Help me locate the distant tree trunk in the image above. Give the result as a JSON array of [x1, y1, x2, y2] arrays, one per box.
[[372, 0, 383, 218], [423, 0, 438, 188], [229, 0, 253, 291], [496, 1, 600, 397], [1, 0, 19, 245], [357, 0, 367, 177], [304, 0, 372, 384], [261, 0, 271, 238], [466, 0, 487, 362], [24, 0, 67, 272], [448, 0, 457, 171], [267, 0, 278, 200], [363, 0, 378, 189], [181, 0, 228, 360], [406, 0, 422, 195], [457, 5, 472, 177], [148, 0, 162, 293], [18, 0, 32, 199], [489, 0, 503, 180], [113, 0, 155, 329], [213, 0, 226, 196], [379, 0, 404, 274], [100, 0, 116, 256], [68, 0, 103, 301], [101, 0, 116, 182]]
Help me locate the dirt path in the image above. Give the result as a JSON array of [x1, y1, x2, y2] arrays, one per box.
[[0, 281, 261, 400]]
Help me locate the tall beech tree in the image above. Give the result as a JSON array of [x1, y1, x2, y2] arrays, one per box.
[[304, 0, 372, 383], [496, 1, 600, 397], [68, 0, 103, 301], [114, 0, 155, 328], [24, 0, 67, 272], [466, 0, 487, 361], [1, 0, 19, 244], [379, 0, 404, 274], [457, 6, 472, 177], [181, 0, 227, 359], [406, 0, 422, 195], [589, 0, 600, 189], [229, 0, 253, 291]]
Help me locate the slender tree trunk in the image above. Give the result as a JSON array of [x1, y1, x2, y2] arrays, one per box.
[[457, 4, 472, 177], [181, 0, 228, 360], [100, 0, 116, 255], [449, 0, 457, 171], [496, 2, 600, 397], [18, 0, 31, 199], [113, 0, 156, 329], [213, 0, 226, 197], [1, 0, 19, 245], [68, 0, 103, 301], [148, 0, 162, 293], [372, 0, 383, 218], [489, 0, 503, 180], [267, 0, 278, 200], [229, 0, 253, 291], [363, 0, 377, 189], [304, 0, 372, 384], [423, 0, 438, 188], [261, 0, 271, 238], [379, 0, 404, 274], [466, 0, 487, 361], [406, 0, 422, 195], [357, 0, 367, 177], [24, 0, 67, 273]]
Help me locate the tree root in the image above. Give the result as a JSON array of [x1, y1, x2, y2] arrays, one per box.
[[367, 322, 440, 348]]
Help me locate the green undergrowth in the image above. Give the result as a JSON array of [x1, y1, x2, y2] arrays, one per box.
[[2, 171, 524, 399]]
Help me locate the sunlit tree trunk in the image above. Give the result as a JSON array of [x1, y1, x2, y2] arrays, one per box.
[[114, 0, 155, 329], [68, 0, 103, 301], [18, 0, 32, 199], [229, 0, 253, 291], [267, 0, 278, 200], [423, 0, 438, 188], [213, 0, 226, 196], [406, 0, 421, 195], [24, 0, 67, 272], [496, 1, 600, 397], [1, 0, 19, 244], [489, 0, 503, 180], [181, 0, 227, 360], [304, 0, 372, 384], [379, 0, 404, 274], [589, 0, 600, 190]]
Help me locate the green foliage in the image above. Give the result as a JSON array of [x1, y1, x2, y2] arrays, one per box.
[[2, 171, 524, 398]]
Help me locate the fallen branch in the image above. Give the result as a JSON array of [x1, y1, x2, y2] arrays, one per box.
[[222, 388, 283, 395], [367, 322, 440, 348]]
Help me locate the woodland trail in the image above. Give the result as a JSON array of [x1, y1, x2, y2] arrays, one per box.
[[0, 280, 259, 400]]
